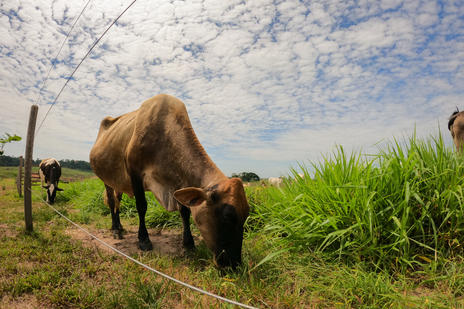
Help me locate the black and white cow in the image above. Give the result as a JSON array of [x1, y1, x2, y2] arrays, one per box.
[[39, 158, 63, 204]]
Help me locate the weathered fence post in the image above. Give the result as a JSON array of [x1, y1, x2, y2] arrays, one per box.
[[24, 105, 38, 232], [16, 156, 23, 197]]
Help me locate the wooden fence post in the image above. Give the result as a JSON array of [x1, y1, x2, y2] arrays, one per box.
[[16, 156, 23, 197], [24, 105, 38, 232]]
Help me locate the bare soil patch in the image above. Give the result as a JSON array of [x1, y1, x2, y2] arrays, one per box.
[[0, 223, 18, 238], [65, 225, 197, 257], [0, 294, 41, 309]]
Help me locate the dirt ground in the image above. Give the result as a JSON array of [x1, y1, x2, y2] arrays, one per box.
[[0, 294, 40, 309], [0, 223, 18, 238], [65, 225, 198, 258]]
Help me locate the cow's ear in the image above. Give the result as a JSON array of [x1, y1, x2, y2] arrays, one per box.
[[174, 187, 206, 207], [42, 185, 50, 189], [56, 188, 64, 191]]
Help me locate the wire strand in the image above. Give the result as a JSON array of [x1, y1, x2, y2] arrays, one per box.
[[29, 189, 259, 309], [33, 0, 93, 107], [36, 0, 138, 135]]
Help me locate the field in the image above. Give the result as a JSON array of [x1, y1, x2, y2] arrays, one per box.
[[1, 134, 464, 308]]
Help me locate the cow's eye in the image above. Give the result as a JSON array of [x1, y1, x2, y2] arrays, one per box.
[[210, 191, 219, 204]]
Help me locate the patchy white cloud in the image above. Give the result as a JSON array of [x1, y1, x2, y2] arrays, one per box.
[[0, 0, 463, 178]]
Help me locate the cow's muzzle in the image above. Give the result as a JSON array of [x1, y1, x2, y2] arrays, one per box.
[[214, 249, 242, 270]]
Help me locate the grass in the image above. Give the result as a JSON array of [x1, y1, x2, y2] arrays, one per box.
[[0, 166, 19, 180], [1, 133, 464, 308], [248, 133, 464, 272]]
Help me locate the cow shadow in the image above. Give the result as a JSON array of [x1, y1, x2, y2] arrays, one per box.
[[66, 226, 212, 269]]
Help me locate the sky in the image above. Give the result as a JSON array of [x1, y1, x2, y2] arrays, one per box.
[[0, 0, 463, 178]]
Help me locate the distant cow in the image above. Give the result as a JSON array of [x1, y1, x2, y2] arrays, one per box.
[[268, 177, 283, 186], [449, 109, 464, 153], [89, 94, 250, 269], [39, 158, 63, 204]]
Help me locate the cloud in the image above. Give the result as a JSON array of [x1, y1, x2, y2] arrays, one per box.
[[0, 0, 462, 178]]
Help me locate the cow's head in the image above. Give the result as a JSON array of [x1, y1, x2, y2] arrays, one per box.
[[174, 178, 249, 269], [42, 166, 63, 204], [449, 109, 464, 153]]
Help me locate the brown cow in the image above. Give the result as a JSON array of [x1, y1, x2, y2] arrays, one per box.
[[89, 94, 249, 269], [39, 158, 63, 204], [449, 109, 464, 152]]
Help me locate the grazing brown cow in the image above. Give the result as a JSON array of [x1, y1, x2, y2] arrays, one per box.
[[449, 109, 464, 152], [89, 94, 250, 269], [39, 158, 63, 204]]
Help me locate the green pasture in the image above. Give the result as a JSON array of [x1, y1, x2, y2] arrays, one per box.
[[1, 132, 464, 308]]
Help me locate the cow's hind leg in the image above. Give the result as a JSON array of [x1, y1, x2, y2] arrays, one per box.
[[130, 175, 153, 251], [104, 185, 124, 239], [180, 205, 194, 250]]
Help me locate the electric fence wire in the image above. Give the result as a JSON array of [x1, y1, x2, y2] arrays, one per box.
[[33, 0, 93, 107], [36, 0, 138, 135]]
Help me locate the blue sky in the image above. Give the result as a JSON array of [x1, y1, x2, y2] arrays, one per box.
[[0, 0, 463, 178]]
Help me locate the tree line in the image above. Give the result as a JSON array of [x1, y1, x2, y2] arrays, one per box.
[[231, 171, 260, 182], [1, 154, 259, 178], [0, 155, 92, 171]]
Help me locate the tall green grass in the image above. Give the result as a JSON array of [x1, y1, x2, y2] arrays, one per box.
[[248, 133, 464, 270]]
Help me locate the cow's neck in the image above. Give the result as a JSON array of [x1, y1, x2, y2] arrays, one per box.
[[175, 127, 228, 189], [178, 157, 227, 189], [200, 168, 228, 189]]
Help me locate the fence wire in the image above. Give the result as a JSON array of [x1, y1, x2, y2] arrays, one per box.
[[29, 189, 259, 309], [33, 0, 93, 107], [36, 0, 138, 135]]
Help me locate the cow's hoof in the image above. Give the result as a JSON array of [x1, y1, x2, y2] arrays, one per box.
[[183, 240, 195, 251], [138, 239, 153, 251], [183, 233, 195, 250], [112, 229, 123, 240]]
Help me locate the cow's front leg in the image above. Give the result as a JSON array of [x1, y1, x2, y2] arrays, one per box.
[[131, 175, 152, 251], [104, 185, 124, 239], [180, 205, 195, 250]]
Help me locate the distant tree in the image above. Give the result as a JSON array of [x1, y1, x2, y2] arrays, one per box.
[[58, 159, 92, 171], [0, 155, 20, 166], [0, 155, 92, 171], [0, 133, 21, 156], [231, 172, 260, 182]]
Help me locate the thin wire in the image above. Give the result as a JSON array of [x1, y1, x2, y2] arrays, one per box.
[[36, 0, 138, 135], [33, 0, 93, 106], [30, 189, 258, 309]]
